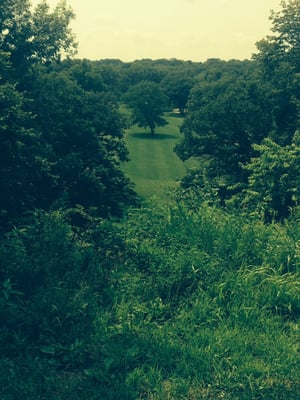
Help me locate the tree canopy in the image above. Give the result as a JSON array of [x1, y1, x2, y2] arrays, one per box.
[[124, 80, 169, 135], [175, 67, 272, 205], [0, 0, 77, 82], [254, 0, 300, 145], [161, 72, 194, 114], [175, 0, 300, 218], [242, 132, 300, 220], [0, 0, 136, 229]]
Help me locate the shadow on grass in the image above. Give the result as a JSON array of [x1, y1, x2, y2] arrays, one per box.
[[166, 111, 185, 118], [129, 132, 179, 140]]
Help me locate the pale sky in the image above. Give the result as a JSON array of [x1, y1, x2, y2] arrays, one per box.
[[30, 0, 281, 62]]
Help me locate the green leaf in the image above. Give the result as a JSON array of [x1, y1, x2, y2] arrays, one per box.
[[39, 345, 56, 355]]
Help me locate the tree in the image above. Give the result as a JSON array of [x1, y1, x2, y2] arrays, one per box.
[[254, 0, 300, 145], [0, 0, 77, 82], [161, 72, 194, 114], [256, 0, 300, 71], [62, 59, 106, 92], [0, 1, 136, 227], [0, 0, 78, 228], [124, 81, 168, 135], [241, 132, 300, 220], [30, 67, 136, 218], [0, 47, 57, 229], [175, 71, 272, 183], [121, 60, 164, 90], [0, 77, 54, 228]]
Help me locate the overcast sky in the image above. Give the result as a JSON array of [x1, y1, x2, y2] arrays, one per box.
[[31, 0, 281, 61]]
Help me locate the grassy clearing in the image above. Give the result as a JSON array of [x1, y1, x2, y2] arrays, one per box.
[[123, 112, 196, 201]]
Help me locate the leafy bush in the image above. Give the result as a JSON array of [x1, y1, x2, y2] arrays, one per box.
[[0, 210, 123, 364], [241, 133, 300, 221]]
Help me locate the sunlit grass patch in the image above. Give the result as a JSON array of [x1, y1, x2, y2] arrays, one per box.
[[122, 111, 197, 201]]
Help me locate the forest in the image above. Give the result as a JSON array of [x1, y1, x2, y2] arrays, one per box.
[[0, 0, 299, 399]]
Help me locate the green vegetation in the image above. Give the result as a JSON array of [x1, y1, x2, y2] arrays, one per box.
[[124, 81, 168, 135], [1, 1, 300, 399], [123, 112, 196, 200], [1, 203, 299, 399]]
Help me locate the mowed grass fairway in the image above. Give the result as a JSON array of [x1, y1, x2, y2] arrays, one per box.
[[123, 112, 194, 200]]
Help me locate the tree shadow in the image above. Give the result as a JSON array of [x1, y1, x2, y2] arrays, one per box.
[[129, 132, 179, 140], [166, 111, 185, 118]]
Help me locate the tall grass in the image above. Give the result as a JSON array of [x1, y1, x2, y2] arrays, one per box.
[[103, 201, 300, 399], [1, 199, 299, 399]]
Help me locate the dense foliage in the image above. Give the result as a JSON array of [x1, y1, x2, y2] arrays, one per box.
[[1, 0, 300, 399], [174, 0, 300, 220], [0, 1, 136, 229]]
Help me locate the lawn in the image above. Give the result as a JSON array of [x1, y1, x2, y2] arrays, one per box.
[[123, 112, 196, 201]]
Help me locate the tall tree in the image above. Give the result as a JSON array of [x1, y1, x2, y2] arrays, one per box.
[[161, 72, 194, 114], [30, 67, 135, 218], [0, 0, 78, 228], [0, 0, 77, 81], [254, 0, 300, 145], [256, 0, 300, 71], [0, 73, 53, 228], [124, 81, 168, 135], [175, 72, 272, 182], [242, 132, 300, 220], [0, 1, 136, 227]]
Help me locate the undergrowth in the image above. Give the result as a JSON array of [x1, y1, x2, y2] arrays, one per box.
[[0, 202, 299, 399]]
